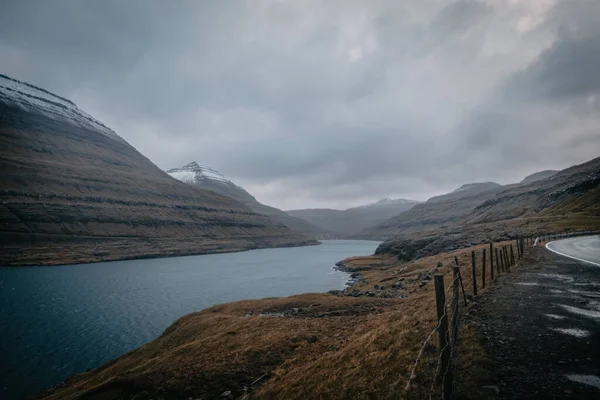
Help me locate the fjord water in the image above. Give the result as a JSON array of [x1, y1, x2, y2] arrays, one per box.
[[0, 240, 379, 400]]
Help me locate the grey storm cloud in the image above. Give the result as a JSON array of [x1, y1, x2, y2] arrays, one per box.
[[1, 0, 599, 209]]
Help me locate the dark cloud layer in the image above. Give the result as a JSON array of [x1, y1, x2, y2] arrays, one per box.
[[1, 0, 599, 209]]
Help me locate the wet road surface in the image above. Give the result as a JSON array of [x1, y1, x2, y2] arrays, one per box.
[[466, 245, 600, 399]]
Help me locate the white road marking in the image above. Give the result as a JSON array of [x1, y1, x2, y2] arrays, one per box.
[[546, 239, 600, 267], [566, 374, 600, 389], [559, 304, 600, 319], [552, 328, 590, 338]]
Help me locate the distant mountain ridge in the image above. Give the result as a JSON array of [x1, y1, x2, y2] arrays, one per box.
[[427, 182, 502, 204], [355, 198, 417, 208], [287, 198, 420, 236], [520, 170, 558, 185], [367, 158, 600, 260], [167, 162, 326, 238]]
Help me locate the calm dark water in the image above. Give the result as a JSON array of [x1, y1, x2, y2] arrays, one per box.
[[0, 240, 379, 400]]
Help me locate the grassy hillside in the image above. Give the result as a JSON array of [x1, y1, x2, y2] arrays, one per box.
[[367, 157, 600, 259]]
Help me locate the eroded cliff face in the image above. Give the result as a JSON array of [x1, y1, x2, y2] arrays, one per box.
[[0, 75, 317, 266]]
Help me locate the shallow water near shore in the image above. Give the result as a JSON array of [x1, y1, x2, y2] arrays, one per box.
[[0, 239, 379, 400]]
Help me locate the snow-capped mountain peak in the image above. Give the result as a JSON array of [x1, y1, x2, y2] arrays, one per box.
[[0, 74, 125, 144], [167, 162, 233, 185]]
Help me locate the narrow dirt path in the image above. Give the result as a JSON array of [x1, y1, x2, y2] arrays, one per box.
[[465, 245, 600, 399]]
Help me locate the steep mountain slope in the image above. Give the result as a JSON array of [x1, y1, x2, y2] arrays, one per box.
[[520, 170, 558, 184], [371, 157, 600, 260], [167, 162, 326, 238], [0, 74, 317, 266], [287, 198, 420, 236], [427, 182, 501, 203]]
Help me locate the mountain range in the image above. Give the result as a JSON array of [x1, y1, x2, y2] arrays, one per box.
[[166, 162, 326, 238], [0, 74, 317, 266], [287, 198, 421, 236], [1, 72, 595, 269], [369, 161, 599, 260]]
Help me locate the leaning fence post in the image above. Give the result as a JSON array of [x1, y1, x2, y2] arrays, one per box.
[[489, 242, 494, 279], [471, 250, 477, 296], [454, 257, 468, 306], [434, 274, 453, 400], [482, 248, 486, 288], [504, 247, 510, 272]]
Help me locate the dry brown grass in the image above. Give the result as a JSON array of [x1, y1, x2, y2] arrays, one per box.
[[39, 241, 528, 400]]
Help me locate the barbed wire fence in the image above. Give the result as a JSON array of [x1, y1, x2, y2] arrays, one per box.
[[401, 229, 600, 399], [401, 235, 534, 400]]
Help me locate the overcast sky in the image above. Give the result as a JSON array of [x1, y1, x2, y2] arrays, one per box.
[[1, 0, 599, 209]]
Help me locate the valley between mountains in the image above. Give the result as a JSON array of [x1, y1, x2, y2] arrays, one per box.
[[2, 73, 599, 400]]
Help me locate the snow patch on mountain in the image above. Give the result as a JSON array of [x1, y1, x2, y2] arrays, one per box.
[[167, 162, 234, 185], [0, 74, 125, 143], [355, 198, 417, 208]]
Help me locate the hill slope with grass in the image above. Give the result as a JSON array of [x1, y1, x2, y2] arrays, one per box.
[[369, 157, 600, 260], [0, 74, 317, 266]]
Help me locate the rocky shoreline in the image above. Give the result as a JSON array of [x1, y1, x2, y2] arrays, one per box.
[[332, 259, 364, 288]]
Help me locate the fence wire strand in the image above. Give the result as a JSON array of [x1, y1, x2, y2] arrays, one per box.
[[404, 266, 471, 399], [403, 273, 460, 398]]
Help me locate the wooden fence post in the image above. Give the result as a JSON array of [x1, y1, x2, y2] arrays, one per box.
[[510, 244, 515, 266], [482, 248, 486, 288], [515, 239, 521, 259], [434, 274, 453, 400], [498, 248, 503, 272], [452, 265, 460, 343], [495, 248, 500, 275], [520, 237, 525, 257], [471, 250, 477, 296], [504, 247, 511, 272], [454, 257, 468, 306], [489, 242, 494, 279]]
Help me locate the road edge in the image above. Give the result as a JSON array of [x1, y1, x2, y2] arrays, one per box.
[[545, 237, 600, 267]]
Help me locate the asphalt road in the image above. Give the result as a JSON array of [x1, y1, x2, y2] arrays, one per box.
[[546, 235, 600, 267], [467, 246, 600, 399]]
